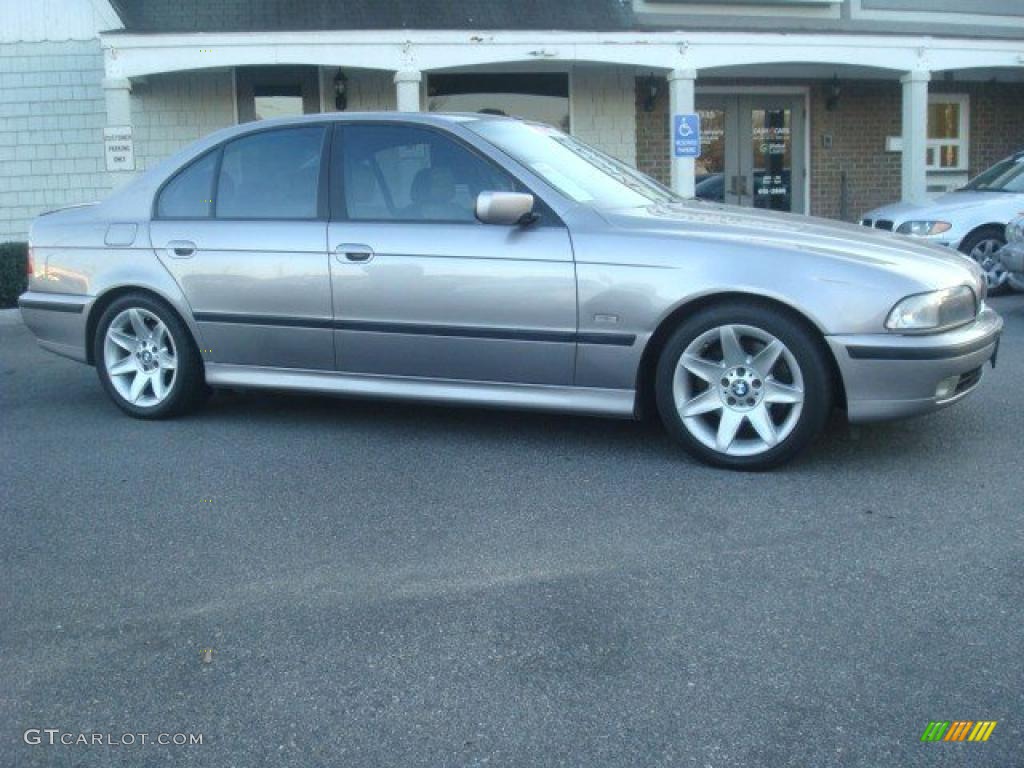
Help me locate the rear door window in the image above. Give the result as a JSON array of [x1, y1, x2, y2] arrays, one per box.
[[216, 126, 327, 219]]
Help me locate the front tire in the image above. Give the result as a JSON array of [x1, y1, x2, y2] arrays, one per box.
[[93, 293, 204, 419], [655, 302, 833, 470], [959, 226, 1009, 295]]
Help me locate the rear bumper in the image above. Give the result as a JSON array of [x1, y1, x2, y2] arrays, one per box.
[[827, 306, 1003, 422], [17, 291, 92, 363]]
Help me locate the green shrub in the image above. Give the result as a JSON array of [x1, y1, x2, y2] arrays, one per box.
[[0, 241, 28, 308]]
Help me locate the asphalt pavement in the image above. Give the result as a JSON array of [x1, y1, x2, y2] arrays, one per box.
[[2, 295, 1022, 767]]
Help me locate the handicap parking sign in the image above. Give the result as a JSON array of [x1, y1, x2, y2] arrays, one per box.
[[673, 114, 701, 158]]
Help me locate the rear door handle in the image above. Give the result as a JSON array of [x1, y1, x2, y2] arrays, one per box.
[[335, 243, 374, 263], [167, 240, 196, 259]]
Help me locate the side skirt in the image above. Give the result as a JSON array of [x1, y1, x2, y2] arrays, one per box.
[[205, 364, 638, 419]]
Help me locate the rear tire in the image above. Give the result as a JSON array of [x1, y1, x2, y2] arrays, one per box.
[[93, 293, 204, 419], [655, 302, 833, 470]]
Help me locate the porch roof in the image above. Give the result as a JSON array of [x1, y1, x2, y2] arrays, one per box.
[[105, 0, 636, 34]]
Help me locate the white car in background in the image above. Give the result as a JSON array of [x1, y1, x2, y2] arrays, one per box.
[[862, 150, 1024, 293]]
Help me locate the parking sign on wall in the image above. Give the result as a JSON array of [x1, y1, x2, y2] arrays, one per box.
[[104, 126, 135, 172], [673, 114, 701, 158]]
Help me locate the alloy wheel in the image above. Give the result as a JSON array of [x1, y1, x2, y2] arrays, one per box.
[[968, 238, 1009, 291], [103, 307, 178, 407], [672, 324, 805, 457]]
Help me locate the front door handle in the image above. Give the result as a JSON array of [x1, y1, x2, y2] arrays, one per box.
[[167, 240, 196, 259], [335, 243, 374, 263]]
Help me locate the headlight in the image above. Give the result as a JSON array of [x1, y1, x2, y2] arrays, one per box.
[[886, 285, 976, 332], [896, 220, 952, 237]]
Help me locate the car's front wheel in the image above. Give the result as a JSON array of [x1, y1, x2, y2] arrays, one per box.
[[93, 293, 204, 419], [655, 302, 833, 470], [959, 226, 1009, 294]]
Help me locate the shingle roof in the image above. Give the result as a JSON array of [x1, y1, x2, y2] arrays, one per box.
[[108, 0, 635, 33]]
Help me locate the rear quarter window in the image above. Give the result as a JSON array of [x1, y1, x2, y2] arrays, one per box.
[[156, 151, 218, 218]]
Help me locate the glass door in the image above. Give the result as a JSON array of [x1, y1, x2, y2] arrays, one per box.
[[695, 99, 738, 205], [695, 95, 805, 213], [741, 97, 803, 213]]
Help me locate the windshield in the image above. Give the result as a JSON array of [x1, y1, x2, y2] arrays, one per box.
[[962, 154, 1024, 193], [468, 119, 680, 208]]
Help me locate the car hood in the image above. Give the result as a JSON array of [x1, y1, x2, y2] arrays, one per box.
[[862, 190, 1021, 222], [598, 201, 983, 290]]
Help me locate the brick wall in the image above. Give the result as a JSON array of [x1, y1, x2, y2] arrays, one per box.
[[933, 80, 1024, 176], [635, 79, 670, 186], [571, 66, 637, 165], [809, 81, 902, 220], [0, 40, 109, 241], [637, 76, 1024, 222]]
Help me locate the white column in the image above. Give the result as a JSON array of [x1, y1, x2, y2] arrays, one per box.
[[668, 69, 697, 198], [394, 70, 422, 112], [102, 77, 135, 188], [900, 70, 930, 204]]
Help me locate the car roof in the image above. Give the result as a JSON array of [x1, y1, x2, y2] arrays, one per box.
[[231, 111, 508, 130], [200, 111, 521, 146]]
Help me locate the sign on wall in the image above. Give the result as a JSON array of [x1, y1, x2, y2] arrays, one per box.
[[673, 114, 701, 158], [104, 126, 135, 171]]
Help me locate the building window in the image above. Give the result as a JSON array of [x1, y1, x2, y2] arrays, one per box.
[[927, 94, 969, 172]]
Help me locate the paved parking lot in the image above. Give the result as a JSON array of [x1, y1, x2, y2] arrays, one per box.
[[2, 295, 1022, 767]]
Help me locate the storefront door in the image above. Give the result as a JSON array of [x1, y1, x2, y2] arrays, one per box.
[[695, 95, 805, 213]]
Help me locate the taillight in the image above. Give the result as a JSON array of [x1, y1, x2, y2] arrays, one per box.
[[26, 245, 34, 278]]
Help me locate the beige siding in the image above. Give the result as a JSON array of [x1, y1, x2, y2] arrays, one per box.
[[0, 40, 109, 240]]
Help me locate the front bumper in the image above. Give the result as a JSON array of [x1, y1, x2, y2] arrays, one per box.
[[826, 305, 1003, 422], [1000, 242, 1024, 274], [17, 291, 93, 363]]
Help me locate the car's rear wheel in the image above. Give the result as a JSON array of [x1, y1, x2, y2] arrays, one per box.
[[655, 302, 833, 470], [959, 226, 1009, 294], [93, 293, 204, 419]]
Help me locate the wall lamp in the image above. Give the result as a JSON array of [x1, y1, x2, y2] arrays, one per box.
[[641, 74, 661, 113], [334, 69, 348, 111], [826, 74, 841, 112]]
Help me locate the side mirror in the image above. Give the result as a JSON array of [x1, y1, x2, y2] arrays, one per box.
[[475, 191, 537, 226]]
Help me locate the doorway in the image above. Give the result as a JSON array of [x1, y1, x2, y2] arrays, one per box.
[[695, 94, 806, 213], [236, 66, 321, 123], [427, 73, 570, 132]]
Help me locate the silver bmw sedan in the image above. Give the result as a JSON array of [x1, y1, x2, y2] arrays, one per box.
[[18, 113, 1002, 469]]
